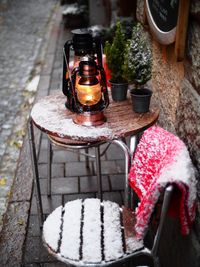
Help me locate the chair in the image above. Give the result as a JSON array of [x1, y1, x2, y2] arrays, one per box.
[[42, 127, 180, 267]]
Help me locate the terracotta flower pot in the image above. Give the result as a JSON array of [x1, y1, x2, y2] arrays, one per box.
[[130, 88, 152, 113]]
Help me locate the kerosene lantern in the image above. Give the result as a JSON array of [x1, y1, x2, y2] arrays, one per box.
[[67, 56, 109, 126], [62, 28, 103, 111]]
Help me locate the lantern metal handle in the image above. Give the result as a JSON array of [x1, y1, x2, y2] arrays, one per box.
[[62, 40, 73, 96]]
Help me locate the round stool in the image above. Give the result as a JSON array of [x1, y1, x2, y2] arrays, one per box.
[[43, 198, 144, 266]]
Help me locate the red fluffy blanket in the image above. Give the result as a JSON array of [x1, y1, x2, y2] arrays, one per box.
[[129, 126, 197, 239]]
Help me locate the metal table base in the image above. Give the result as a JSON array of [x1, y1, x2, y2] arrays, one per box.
[[28, 119, 136, 227]]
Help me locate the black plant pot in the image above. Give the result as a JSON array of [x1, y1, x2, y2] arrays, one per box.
[[130, 88, 152, 113], [109, 81, 128, 101]]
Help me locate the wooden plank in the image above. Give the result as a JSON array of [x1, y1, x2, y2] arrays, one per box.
[[122, 207, 143, 254], [43, 206, 63, 253], [103, 201, 124, 261], [60, 200, 82, 260], [175, 0, 190, 61], [82, 199, 102, 263]]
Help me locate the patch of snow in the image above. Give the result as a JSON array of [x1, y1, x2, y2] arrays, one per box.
[[103, 201, 123, 261], [26, 75, 40, 92], [43, 206, 62, 252], [125, 236, 143, 254], [158, 145, 197, 212], [89, 25, 104, 32], [62, 4, 86, 15], [43, 198, 145, 265], [60, 199, 82, 260], [31, 94, 112, 141], [82, 199, 102, 263], [62, 4, 79, 15]]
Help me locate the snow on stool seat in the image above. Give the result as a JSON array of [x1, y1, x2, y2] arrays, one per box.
[[43, 198, 144, 265]]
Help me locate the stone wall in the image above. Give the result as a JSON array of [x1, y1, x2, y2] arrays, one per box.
[[136, 0, 200, 181], [177, 0, 200, 181], [136, 1, 200, 266]]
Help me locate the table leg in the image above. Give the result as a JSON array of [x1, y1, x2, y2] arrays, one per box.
[[47, 139, 53, 197], [85, 147, 90, 169], [112, 140, 131, 208], [95, 145, 102, 201], [28, 119, 44, 226], [121, 136, 127, 145], [129, 134, 141, 209], [130, 134, 140, 156]]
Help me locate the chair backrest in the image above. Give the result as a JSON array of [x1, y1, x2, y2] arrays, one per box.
[[113, 136, 174, 258], [42, 126, 196, 267], [128, 126, 196, 258], [151, 184, 174, 257]]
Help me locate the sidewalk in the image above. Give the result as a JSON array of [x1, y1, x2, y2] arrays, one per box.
[[0, 0, 57, 233], [0, 3, 125, 267], [23, 4, 126, 267]]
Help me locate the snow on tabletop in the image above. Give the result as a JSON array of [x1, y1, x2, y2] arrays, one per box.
[[103, 201, 123, 261], [82, 198, 102, 263], [60, 199, 82, 260], [31, 94, 112, 141], [43, 206, 62, 252]]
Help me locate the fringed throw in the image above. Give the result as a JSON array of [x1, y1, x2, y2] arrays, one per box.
[[129, 126, 197, 239]]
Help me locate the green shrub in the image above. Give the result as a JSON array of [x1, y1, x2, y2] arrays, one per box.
[[123, 23, 152, 87], [104, 21, 127, 83]]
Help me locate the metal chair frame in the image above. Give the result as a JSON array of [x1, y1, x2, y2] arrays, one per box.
[[28, 119, 132, 225], [28, 118, 173, 267], [43, 185, 173, 267]]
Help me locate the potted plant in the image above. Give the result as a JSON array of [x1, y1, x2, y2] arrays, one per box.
[[104, 21, 128, 101], [123, 23, 153, 113]]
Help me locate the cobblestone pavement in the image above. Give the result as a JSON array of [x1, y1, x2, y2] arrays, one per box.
[[0, 0, 57, 231]]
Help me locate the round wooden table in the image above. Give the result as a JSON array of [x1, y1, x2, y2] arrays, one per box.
[[31, 93, 159, 143], [29, 92, 159, 224]]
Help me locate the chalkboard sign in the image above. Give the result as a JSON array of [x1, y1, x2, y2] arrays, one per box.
[[146, 0, 179, 44]]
